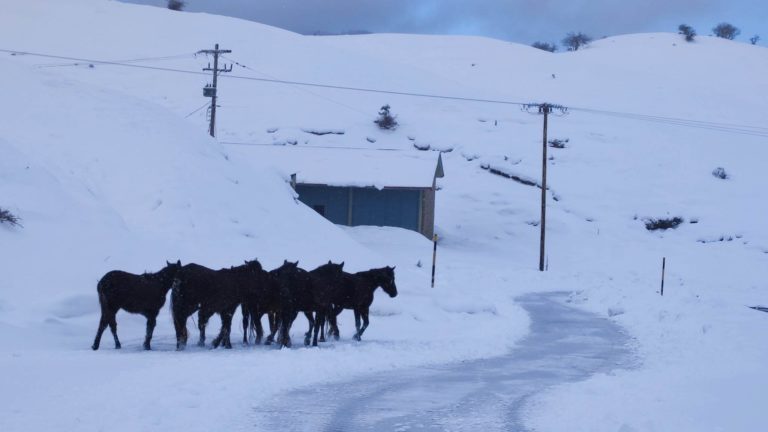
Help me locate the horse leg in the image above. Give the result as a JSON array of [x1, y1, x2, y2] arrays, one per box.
[[241, 304, 249, 345], [174, 314, 188, 351], [197, 310, 211, 347], [91, 313, 109, 351], [253, 309, 264, 345], [358, 307, 371, 340], [107, 311, 121, 349], [220, 310, 234, 349], [280, 310, 297, 348], [353, 309, 362, 341], [143, 314, 157, 350], [330, 306, 342, 340], [303, 311, 314, 346], [265, 312, 277, 345], [312, 311, 324, 347]]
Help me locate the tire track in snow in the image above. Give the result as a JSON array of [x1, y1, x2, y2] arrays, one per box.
[[254, 292, 633, 431]]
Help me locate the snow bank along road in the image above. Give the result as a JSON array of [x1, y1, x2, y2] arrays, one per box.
[[254, 291, 634, 431]]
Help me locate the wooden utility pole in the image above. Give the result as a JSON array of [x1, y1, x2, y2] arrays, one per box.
[[523, 102, 567, 272], [539, 104, 550, 272], [198, 44, 232, 137]]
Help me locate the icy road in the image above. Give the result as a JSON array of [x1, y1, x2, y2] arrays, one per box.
[[255, 292, 634, 431]]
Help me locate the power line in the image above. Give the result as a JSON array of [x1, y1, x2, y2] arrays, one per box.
[[184, 101, 211, 118], [3, 47, 767, 138], [0, 48, 530, 107], [222, 54, 371, 118], [220, 141, 401, 151], [34, 52, 196, 68]]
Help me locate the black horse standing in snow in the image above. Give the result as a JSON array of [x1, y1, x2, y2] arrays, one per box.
[[328, 266, 397, 341], [307, 261, 346, 346], [269, 260, 315, 348], [171, 260, 267, 350], [91, 260, 182, 351], [240, 266, 280, 345]]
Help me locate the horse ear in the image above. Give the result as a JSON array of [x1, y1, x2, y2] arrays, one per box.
[[176, 259, 181, 266], [166, 260, 171, 266], [340, 261, 345, 268], [284, 259, 289, 265]]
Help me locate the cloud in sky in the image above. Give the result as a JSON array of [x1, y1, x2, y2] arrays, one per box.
[[127, 0, 767, 44]]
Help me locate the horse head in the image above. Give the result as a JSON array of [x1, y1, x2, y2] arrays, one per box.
[[379, 266, 398, 298], [243, 259, 264, 273], [160, 260, 182, 280]]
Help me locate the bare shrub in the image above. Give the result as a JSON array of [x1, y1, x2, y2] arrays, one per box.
[[0, 208, 22, 228]]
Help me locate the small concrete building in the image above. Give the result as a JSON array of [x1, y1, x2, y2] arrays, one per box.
[[237, 146, 444, 238], [294, 152, 444, 238]]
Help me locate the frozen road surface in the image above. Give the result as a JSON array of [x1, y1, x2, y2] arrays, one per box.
[[255, 291, 633, 431]]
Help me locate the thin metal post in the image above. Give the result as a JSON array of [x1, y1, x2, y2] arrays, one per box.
[[661, 257, 666, 296], [431, 234, 438, 288]]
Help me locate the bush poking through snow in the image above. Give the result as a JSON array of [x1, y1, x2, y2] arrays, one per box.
[[713, 23, 740, 40], [750, 35, 761, 45], [644, 217, 684, 231], [549, 138, 569, 148], [167, 0, 185, 11], [0, 208, 22, 228], [374, 104, 398, 130], [532, 42, 557, 52], [712, 167, 729, 180], [562, 32, 592, 51], [678, 24, 696, 42]]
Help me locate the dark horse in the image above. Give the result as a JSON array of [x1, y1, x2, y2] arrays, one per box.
[[92, 260, 182, 350], [240, 267, 280, 346], [306, 261, 346, 346], [269, 260, 315, 348], [328, 266, 397, 341], [171, 260, 267, 350]]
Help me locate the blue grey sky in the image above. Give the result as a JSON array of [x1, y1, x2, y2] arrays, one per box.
[[123, 0, 767, 45]]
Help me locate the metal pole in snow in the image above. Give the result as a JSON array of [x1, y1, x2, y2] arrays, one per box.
[[431, 234, 438, 288], [660, 257, 666, 296]]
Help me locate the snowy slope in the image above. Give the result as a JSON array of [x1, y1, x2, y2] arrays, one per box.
[[1, 0, 767, 431]]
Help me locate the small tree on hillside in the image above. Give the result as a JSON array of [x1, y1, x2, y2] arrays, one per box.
[[750, 35, 760, 45], [562, 32, 592, 51], [167, 0, 185, 11], [678, 24, 696, 42], [0, 208, 21, 228], [713, 22, 740, 40], [374, 105, 398, 130], [532, 41, 557, 52]]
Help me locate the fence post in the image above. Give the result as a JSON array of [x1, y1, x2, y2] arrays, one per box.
[[431, 234, 438, 288], [660, 257, 666, 296]]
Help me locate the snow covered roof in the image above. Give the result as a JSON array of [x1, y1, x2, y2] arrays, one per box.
[[232, 145, 444, 189]]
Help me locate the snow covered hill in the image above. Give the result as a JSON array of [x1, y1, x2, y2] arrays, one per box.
[[1, 1, 767, 431]]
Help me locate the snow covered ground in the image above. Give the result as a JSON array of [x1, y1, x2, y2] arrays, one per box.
[[1, 1, 767, 431]]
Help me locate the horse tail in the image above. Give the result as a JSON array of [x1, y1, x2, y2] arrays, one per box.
[[96, 275, 112, 314]]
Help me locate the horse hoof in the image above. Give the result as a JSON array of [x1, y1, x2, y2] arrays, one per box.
[[91, 345, 98, 351], [143, 344, 151, 351], [115, 344, 122, 349], [197, 341, 205, 348], [353, 335, 361, 342]]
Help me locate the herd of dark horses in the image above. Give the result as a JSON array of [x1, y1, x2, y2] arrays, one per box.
[[91, 259, 398, 351]]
